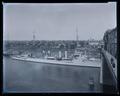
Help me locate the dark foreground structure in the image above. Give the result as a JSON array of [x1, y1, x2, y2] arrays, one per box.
[[102, 27, 118, 93]]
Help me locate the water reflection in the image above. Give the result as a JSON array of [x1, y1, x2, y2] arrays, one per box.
[[56, 67, 62, 77], [74, 71, 80, 82]]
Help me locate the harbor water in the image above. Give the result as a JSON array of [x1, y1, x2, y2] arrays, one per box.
[[3, 56, 102, 93]]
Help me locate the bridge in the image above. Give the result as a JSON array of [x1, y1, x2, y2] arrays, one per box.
[[101, 48, 118, 93]]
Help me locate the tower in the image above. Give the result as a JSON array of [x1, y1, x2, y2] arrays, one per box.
[[76, 26, 79, 47], [76, 27, 79, 41], [33, 31, 36, 41]]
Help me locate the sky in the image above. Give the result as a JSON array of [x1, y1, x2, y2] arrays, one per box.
[[3, 3, 116, 41]]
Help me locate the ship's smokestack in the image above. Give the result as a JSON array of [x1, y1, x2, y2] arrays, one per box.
[[59, 51, 62, 58], [65, 51, 67, 59]]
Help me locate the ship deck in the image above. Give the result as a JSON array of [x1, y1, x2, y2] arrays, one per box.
[[11, 56, 101, 68]]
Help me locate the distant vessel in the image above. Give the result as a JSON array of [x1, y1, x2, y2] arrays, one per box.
[[11, 56, 72, 63], [11, 31, 73, 64], [10, 28, 100, 67], [11, 50, 73, 64], [11, 51, 101, 68]]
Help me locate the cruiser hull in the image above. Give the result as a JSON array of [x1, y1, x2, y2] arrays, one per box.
[[11, 56, 101, 68]]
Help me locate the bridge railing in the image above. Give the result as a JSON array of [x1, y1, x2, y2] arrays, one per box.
[[102, 48, 117, 83]]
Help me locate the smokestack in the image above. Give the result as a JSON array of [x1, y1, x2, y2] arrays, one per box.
[[65, 51, 67, 59], [48, 50, 50, 56], [59, 51, 62, 58]]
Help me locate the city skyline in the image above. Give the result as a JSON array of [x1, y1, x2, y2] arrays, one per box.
[[3, 2, 116, 41]]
